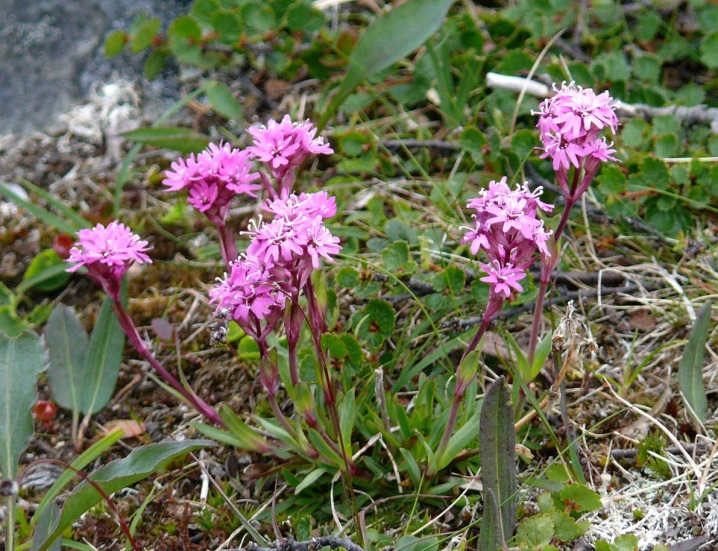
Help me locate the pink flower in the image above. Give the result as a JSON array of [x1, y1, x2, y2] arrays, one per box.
[[210, 256, 287, 338], [188, 180, 219, 212], [540, 131, 587, 171], [163, 142, 260, 222], [480, 262, 527, 299], [248, 192, 342, 283], [302, 217, 342, 269], [535, 82, 619, 199], [247, 116, 333, 185], [462, 178, 553, 301], [66, 221, 152, 297]]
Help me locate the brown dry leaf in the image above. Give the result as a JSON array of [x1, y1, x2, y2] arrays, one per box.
[[627, 309, 658, 331], [102, 419, 146, 439]]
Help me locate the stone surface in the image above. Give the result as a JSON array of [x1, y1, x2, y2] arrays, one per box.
[[0, 0, 190, 135]]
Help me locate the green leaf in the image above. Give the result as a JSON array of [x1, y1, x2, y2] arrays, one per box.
[[516, 514, 554, 547], [0, 331, 46, 479], [678, 300, 711, 424], [700, 32, 718, 69], [530, 330, 553, 382], [242, 3, 276, 34], [339, 389, 356, 454], [45, 305, 90, 413], [640, 157, 669, 190], [122, 127, 210, 153], [319, 0, 455, 128], [437, 409, 480, 469], [612, 534, 639, 551], [556, 483, 602, 513], [205, 80, 244, 121], [211, 10, 243, 45], [144, 48, 169, 79], [511, 129, 537, 160], [0, 305, 27, 337], [294, 468, 327, 494], [504, 331, 530, 383], [395, 535, 438, 551], [82, 294, 125, 415], [168, 14, 202, 41], [460, 126, 487, 166], [104, 30, 127, 57], [21, 250, 71, 293], [550, 511, 588, 542], [399, 447, 422, 488], [479, 376, 516, 541], [478, 488, 503, 551], [219, 404, 269, 452], [336, 266, 360, 288], [307, 428, 343, 467], [286, 2, 326, 33], [32, 501, 62, 551], [381, 240, 416, 275], [35, 440, 215, 551], [33, 429, 124, 524], [131, 17, 161, 53], [354, 299, 396, 347]]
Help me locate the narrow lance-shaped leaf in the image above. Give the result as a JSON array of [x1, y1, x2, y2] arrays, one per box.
[[82, 294, 125, 415], [319, 0, 455, 128], [479, 376, 517, 544], [0, 331, 46, 479], [478, 488, 502, 551], [35, 440, 215, 551], [122, 126, 210, 154], [44, 305, 89, 413], [678, 300, 711, 424]]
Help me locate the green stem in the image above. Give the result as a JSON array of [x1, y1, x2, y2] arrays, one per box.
[[6, 495, 15, 551]]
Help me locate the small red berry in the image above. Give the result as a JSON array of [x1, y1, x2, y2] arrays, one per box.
[[34, 401, 58, 423]]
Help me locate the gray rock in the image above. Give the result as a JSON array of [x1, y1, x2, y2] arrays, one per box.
[[0, 0, 190, 136]]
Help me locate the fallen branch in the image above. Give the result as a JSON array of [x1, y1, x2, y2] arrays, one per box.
[[486, 72, 718, 133]]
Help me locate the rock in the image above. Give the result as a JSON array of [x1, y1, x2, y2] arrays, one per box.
[[0, 0, 191, 136]]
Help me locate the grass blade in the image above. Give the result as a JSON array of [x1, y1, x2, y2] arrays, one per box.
[[0, 184, 79, 235], [17, 178, 90, 230]]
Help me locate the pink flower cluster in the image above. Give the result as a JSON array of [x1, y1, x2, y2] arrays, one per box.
[[210, 191, 341, 339], [66, 220, 152, 297], [163, 142, 260, 222], [247, 115, 333, 196], [462, 177, 553, 301], [535, 83, 619, 199]]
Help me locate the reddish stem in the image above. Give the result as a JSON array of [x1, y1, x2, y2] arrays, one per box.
[[112, 297, 226, 428]]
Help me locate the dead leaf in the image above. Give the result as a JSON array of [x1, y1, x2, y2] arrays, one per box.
[[101, 419, 146, 439], [627, 309, 658, 331]]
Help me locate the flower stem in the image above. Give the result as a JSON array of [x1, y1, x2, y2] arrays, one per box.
[[6, 495, 15, 551], [436, 311, 494, 466], [215, 220, 238, 268], [527, 196, 575, 366], [112, 298, 226, 428]]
